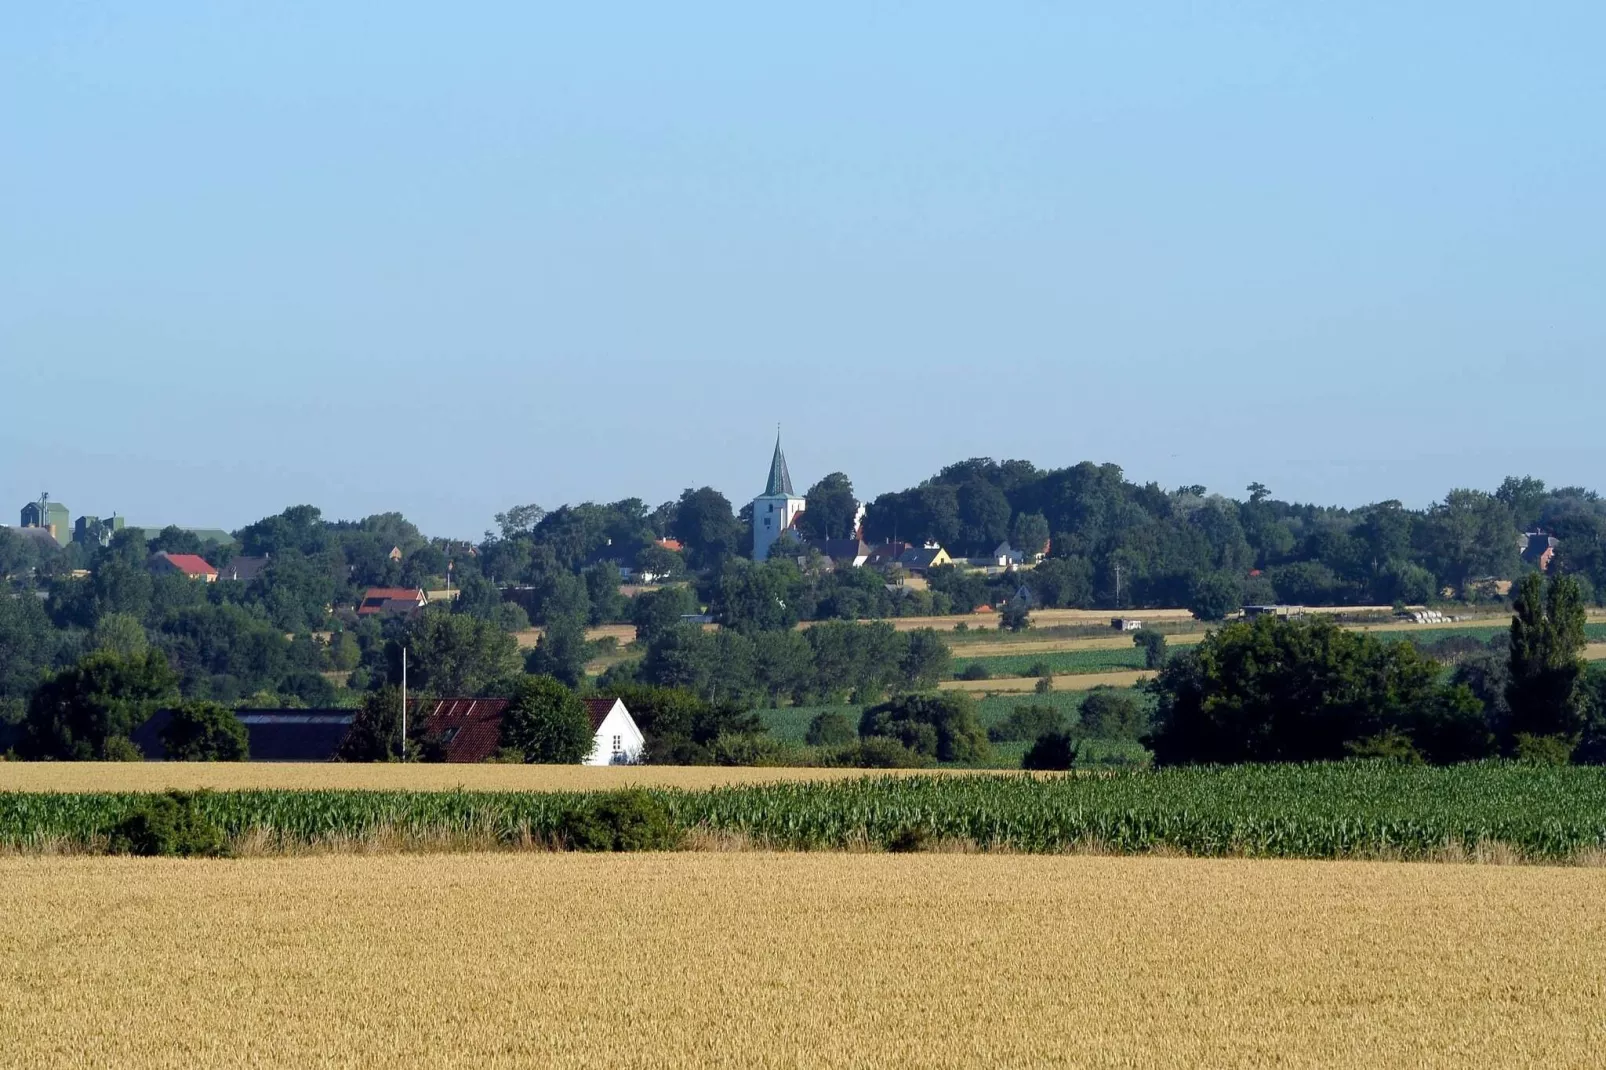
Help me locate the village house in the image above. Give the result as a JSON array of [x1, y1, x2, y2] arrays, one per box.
[[357, 587, 429, 617], [422, 696, 645, 765], [149, 551, 219, 582], [216, 555, 270, 584]]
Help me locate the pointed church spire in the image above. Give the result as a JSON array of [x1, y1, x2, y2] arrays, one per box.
[[763, 430, 795, 497]]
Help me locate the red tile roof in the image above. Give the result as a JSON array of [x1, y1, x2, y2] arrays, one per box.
[[583, 698, 617, 732], [421, 698, 511, 763], [655, 538, 683, 552], [357, 587, 426, 615], [156, 552, 218, 577]]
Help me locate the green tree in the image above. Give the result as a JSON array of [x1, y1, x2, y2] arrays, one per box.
[[1022, 732, 1078, 770], [1133, 629, 1167, 669], [20, 649, 179, 760], [1146, 615, 1449, 765], [1187, 572, 1242, 622], [805, 711, 856, 747], [632, 585, 698, 646], [860, 693, 989, 763], [1079, 687, 1147, 740], [1421, 489, 1518, 596], [398, 609, 522, 695], [988, 704, 1065, 743], [0, 591, 57, 700], [1506, 573, 1588, 754], [1000, 601, 1031, 633], [499, 675, 594, 763], [670, 487, 742, 570], [584, 562, 627, 625], [337, 686, 405, 761], [149, 526, 205, 556], [1009, 512, 1050, 558], [798, 473, 859, 540], [526, 612, 590, 688], [899, 629, 950, 690], [160, 701, 249, 761]]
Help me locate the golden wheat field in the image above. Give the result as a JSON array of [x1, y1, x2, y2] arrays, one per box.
[[1, 854, 1602, 1068], [0, 762, 991, 794]]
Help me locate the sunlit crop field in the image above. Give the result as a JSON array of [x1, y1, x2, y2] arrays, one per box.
[[0, 762, 965, 794], [1, 853, 1602, 1069]]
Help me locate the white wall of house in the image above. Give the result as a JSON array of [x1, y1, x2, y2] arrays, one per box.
[[584, 701, 646, 766]]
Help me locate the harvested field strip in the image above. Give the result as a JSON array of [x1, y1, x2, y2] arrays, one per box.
[[0, 763, 962, 795], [7, 763, 1606, 861], [5, 854, 1603, 1069]]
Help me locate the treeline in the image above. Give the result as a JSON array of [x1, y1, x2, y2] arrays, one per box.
[[864, 466, 1606, 613], [605, 619, 949, 707], [1143, 574, 1606, 767]]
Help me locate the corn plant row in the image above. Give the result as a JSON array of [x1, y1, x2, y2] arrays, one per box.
[[4, 762, 1605, 861]]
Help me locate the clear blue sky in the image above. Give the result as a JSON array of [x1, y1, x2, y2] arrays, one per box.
[[3, 3, 1602, 538]]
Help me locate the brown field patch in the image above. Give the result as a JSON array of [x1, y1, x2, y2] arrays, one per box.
[[0, 763, 995, 795], [2, 853, 1603, 1068]]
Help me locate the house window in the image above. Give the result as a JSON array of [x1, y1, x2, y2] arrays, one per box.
[[611, 735, 622, 755]]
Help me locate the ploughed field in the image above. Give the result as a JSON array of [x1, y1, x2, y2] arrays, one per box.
[[2, 853, 1603, 1068], [7, 763, 1606, 862]]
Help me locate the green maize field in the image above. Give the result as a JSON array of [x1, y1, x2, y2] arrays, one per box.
[[5, 762, 1605, 861]]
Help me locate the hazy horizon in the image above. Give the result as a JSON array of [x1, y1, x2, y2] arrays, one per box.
[[5, 4, 1603, 538]]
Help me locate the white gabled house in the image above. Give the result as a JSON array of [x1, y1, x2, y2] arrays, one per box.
[[581, 698, 646, 766]]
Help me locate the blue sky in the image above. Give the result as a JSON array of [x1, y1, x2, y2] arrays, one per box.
[[3, 3, 1602, 538]]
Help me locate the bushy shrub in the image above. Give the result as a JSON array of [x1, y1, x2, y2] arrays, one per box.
[[102, 735, 144, 762], [1134, 630, 1168, 669], [820, 736, 931, 768], [805, 711, 857, 747], [1027, 661, 1052, 678], [958, 662, 991, 681], [1034, 676, 1054, 695], [1022, 732, 1078, 771], [109, 791, 228, 857], [988, 704, 1066, 743], [1079, 688, 1148, 741], [885, 825, 931, 853], [711, 732, 792, 766], [160, 701, 248, 761], [558, 790, 680, 851], [861, 693, 989, 763], [1514, 733, 1574, 766]]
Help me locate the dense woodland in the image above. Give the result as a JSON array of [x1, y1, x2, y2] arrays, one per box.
[[4, 461, 1606, 764]]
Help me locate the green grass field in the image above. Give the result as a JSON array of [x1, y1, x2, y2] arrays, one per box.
[[952, 647, 1148, 678]]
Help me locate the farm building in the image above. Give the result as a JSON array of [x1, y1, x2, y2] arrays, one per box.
[[1243, 605, 1306, 619], [216, 555, 271, 584], [19, 499, 72, 547], [1111, 617, 1144, 632], [149, 551, 219, 582], [132, 709, 356, 761], [422, 696, 645, 765], [896, 544, 953, 575], [357, 587, 428, 616]]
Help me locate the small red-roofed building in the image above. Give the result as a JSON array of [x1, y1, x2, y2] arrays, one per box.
[[149, 551, 219, 582], [357, 587, 428, 617]]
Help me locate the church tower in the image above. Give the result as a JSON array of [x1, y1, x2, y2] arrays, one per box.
[[752, 432, 806, 561]]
